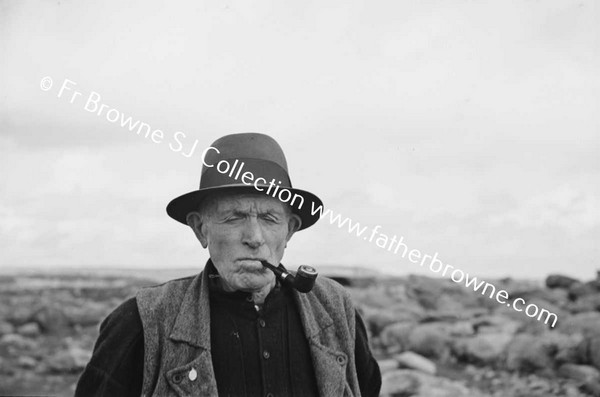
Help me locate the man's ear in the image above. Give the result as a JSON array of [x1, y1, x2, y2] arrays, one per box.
[[285, 213, 302, 244], [186, 212, 208, 248]]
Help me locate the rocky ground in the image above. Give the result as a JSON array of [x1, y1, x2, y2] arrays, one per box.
[[0, 273, 154, 396], [351, 272, 600, 397], [1, 269, 600, 396]]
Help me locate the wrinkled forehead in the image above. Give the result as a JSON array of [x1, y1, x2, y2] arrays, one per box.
[[209, 192, 289, 215]]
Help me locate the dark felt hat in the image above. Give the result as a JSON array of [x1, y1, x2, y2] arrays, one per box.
[[166, 133, 323, 230]]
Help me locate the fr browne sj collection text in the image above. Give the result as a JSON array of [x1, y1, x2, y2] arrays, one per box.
[[41, 77, 204, 158]]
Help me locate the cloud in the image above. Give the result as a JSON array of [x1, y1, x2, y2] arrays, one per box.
[[489, 184, 600, 234]]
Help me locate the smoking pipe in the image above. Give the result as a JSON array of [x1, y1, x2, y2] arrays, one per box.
[[260, 260, 318, 293]]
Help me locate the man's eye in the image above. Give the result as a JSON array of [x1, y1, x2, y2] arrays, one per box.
[[261, 215, 278, 223]]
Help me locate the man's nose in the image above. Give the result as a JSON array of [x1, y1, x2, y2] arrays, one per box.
[[242, 218, 265, 248]]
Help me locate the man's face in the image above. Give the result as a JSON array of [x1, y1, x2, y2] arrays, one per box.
[[189, 193, 300, 292]]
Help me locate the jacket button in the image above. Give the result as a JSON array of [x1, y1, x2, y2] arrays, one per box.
[[259, 319, 266, 327], [336, 355, 346, 365], [263, 350, 270, 359], [172, 373, 183, 384], [266, 393, 274, 397], [188, 368, 197, 381]]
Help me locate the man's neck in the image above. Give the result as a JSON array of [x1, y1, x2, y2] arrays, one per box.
[[249, 279, 276, 305]]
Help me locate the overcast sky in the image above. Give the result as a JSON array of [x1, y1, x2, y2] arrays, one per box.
[[1, 0, 598, 279]]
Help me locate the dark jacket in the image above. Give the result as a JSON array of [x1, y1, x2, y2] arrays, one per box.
[[76, 265, 381, 396]]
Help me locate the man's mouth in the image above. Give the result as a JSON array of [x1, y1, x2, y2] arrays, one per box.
[[237, 258, 270, 273], [238, 258, 267, 267]]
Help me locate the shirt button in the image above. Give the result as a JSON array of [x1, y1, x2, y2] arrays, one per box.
[[263, 350, 270, 359], [266, 393, 274, 397], [336, 355, 347, 365], [259, 319, 266, 327]]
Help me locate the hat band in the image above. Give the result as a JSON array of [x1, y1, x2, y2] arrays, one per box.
[[200, 158, 292, 189]]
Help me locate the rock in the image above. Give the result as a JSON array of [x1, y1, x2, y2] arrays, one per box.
[[407, 323, 451, 360], [0, 321, 15, 336], [452, 332, 513, 365], [47, 344, 91, 374], [569, 282, 600, 300], [32, 304, 71, 334], [447, 321, 475, 337], [473, 315, 520, 335], [546, 274, 580, 289], [590, 336, 600, 371], [377, 358, 398, 374], [395, 351, 436, 375], [535, 287, 571, 307], [496, 278, 541, 296], [581, 380, 600, 397], [554, 333, 585, 364], [560, 312, 600, 337], [504, 297, 564, 329], [351, 285, 402, 309], [568, 294, 600, 314], [505, 334, 554, 373], [558, 363, 600, 383], [362, 308, 401, 337], [380, 369, 420, 397], [418, 377, 481, 397], [578, 335, 600, 371], [17, 322, 41, 337], [63, 302, 111, 327], [6, 305, 35, 326], [17, 355, 38, 369], [505, 332, 581, 374], [406, 276, 444, 310], [363, 306, 420, 337], [380, 322, 416, 354], [0, 333, 37, 350], [382, 369, 483, 397], [0, 356, 15, 375]]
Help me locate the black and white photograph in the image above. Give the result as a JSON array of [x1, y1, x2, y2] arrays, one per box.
[[1, 1, 599, 396]]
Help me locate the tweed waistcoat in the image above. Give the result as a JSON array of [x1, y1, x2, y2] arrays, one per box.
[[136, 267, 361, 397]]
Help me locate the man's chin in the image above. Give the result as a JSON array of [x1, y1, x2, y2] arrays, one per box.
[[235, 273, 274, 290]]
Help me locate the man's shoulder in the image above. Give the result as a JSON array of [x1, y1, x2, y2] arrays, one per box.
[[99, 296, 143, 337], [312, 275, 351, 296], [136, 273, 199, 303], [140, 273, 198, 292], [309, 275, 354, 308], [134, 272, 205, 324]]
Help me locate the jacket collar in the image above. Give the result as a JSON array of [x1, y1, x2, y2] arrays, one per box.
[[168, 263, 212, 349], [168, 259, 334, 348]]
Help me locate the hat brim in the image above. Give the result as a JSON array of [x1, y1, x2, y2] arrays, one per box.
[[166, 184, 323, 231]]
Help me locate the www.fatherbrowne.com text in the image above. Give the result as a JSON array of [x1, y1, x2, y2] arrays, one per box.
[[197, 147, 559, 328]]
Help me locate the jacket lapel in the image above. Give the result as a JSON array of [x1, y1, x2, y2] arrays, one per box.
[[165, 270, 218, 397], [294, 290, 351, 397], [168, 270, 211, 349]]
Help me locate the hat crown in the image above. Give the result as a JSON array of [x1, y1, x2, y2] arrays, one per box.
[[202, 132, 288, 176], [200, 132, 292, 190]]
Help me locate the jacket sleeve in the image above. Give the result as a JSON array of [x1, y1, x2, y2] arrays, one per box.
[[75, 297, 144, 397], [355, 309, 382, 397]]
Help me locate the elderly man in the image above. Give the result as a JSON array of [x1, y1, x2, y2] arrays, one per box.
[[75, 133, 381, 396]]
